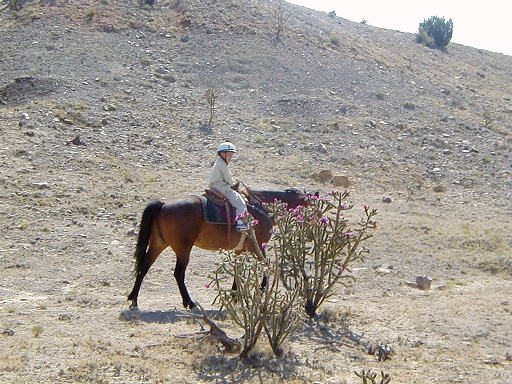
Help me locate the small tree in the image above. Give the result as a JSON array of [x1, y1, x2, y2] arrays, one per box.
[[205, 88, 216, 129], [274, 5, 291, 43], [417, 16, 453, 48]]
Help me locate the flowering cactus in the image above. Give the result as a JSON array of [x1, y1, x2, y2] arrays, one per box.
[[269, 190, 377, 317]]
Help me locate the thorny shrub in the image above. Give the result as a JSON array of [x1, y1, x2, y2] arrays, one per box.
[[210, 191, 377, 357], [269, 190, 377, 317]]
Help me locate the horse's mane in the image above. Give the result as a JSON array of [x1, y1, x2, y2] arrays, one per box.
[[248, 187, 305, 196]]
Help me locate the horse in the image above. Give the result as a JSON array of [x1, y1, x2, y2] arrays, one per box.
[[127, 188, 311, 309]]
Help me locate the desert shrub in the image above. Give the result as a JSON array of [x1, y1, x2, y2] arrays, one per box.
[[273, 5, 291, 43], [417, 16, 453, 48], [210, 191, 377, 357], [482, 108, 496, 127], [205, 88, 216, 128], [330, 33, 342, 47], [269, 190, 377, 317], [8, 0, 21, 11], [415, 28, 434, 47], [355, 370, 391, 383], [212, 250, 300, 358]]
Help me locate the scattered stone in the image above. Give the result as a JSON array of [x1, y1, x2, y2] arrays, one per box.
[[333, 175, 349, 187], [318, 169, 333, 181], [180, 35, 190, 43], [382, 196, 392, 203], [310, 170, 334, 182], [416, 275, 432, 290], [32, 182, 50, 189], [304, 143, 327, 153], [375, 267, 393, 274], [2, 329, 15, 336], [69, 135, 86, 146], [406, 275, 432, 290]]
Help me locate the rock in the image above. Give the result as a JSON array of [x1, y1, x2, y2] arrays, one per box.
[[333, 175, 349, 187], [70, 135, 86, 146], [304, 143, 327, 153], [382, 196, 392, 203], [318, 169, 333, 181], [2, 329, 15, 336], [375, 267, 393, 274], [405, 275, 432, 290], [416, 275, 432, 290], [32, 182, 50, 189]]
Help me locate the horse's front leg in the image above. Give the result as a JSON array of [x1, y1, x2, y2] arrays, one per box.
[[174, 247, 196, 309]]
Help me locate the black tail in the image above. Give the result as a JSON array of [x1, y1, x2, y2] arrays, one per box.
[[133, 201, 164, 276]]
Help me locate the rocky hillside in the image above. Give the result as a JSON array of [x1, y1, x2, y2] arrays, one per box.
[[1, 1, 511, 383], [1, 0, 511, 197]]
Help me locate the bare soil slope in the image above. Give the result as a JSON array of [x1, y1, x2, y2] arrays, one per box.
[[1, 1, 511, 383]]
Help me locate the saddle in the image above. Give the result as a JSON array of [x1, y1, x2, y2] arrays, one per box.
[[201, 188, 239, 244]]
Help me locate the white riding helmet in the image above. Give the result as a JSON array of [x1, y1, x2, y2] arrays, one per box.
[[217, 142, 237, 154]]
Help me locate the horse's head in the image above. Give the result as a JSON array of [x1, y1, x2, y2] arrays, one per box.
[[244, 187, 318, 209]]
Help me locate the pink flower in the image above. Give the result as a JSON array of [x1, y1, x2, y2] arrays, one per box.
[[205, 283, 210, 289], [261, 243, 267, 249], [253, 219, 259, 225], [296, 214, 304, 221], [319, 217, 330, 225]]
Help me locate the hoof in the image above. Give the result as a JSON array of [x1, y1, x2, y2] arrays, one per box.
[[184, 301, 197, 309]]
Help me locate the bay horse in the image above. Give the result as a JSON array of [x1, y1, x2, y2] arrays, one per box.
[[127, 188, 310, 309]]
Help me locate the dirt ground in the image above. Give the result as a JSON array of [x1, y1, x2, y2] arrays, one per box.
[[1, 0, 511, 383]]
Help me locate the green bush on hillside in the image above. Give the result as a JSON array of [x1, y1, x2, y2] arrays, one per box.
[[417, 16, 453, 48]]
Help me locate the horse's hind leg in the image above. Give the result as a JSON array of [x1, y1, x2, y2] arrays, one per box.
[[128, 241, 166, 309], [173, 245, 196, 309]]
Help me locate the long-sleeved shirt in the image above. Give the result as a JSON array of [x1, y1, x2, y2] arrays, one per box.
[[208, 157, 236, 189]]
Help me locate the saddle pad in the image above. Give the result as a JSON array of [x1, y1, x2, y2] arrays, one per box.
[[195, 195, 237, 225]]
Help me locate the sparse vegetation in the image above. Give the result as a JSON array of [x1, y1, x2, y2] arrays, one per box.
[[482, 108, 496, 127], [330, 32, 342, 47], [8, 0, 21, 11], [31, 326, 44, 338], [0, 0, 510, 382], [355, 370, 391, 384], [417, 16, 453, 48], [209, 192, 376, 357], [270, 191, 377, 317], [273, 5, 291, 43], [205, 88, 216, 129]]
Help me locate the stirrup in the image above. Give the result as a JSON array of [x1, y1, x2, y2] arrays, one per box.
[[236, 223, 248, 232]]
